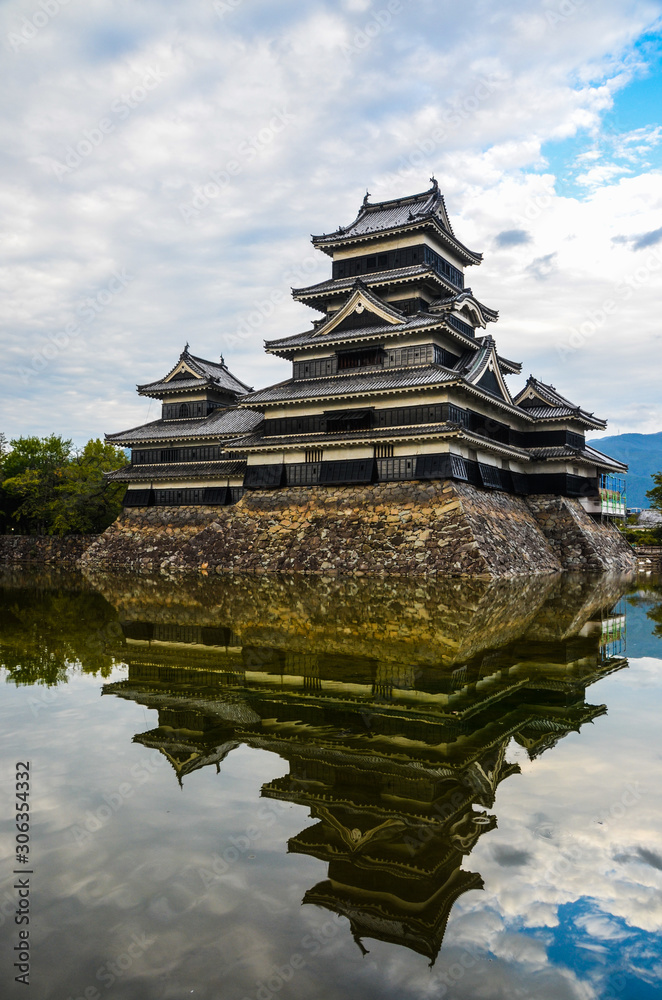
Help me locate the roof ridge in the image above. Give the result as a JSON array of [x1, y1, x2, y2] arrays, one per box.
[[359, 178, 439, 212]]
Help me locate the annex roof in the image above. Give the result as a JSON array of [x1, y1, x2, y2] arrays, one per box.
[[107, 461, 247, 483], [527, 444, 627, 472], [514, 376, 607, 430], [311, 180, 482, 265], [106, 407, 263, 445], [137, 346, 253, 399]]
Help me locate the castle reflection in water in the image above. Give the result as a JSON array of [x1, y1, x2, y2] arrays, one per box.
[[94, 572, 628, 965]]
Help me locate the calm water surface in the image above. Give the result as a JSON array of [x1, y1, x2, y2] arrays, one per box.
[[1, 569, 661, 1000]]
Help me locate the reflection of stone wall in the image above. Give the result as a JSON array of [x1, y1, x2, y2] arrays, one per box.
[[89, 569, 629, 670], [81, 480, 636, 578], [0, 534, 96, 567]]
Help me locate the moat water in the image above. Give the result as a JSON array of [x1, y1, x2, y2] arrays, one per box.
[[1, 569, 661, 1000]]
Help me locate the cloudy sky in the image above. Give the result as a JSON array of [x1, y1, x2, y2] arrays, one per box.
[[1, 0, 661, 445]]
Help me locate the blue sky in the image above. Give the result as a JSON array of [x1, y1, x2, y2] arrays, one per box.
[[542, 32, 662, 197], [0, 0, 661, 444]]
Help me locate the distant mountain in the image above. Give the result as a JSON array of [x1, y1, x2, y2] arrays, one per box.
[[588, 432, 662, 509]]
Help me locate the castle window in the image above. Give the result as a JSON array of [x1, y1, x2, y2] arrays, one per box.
[[179, 403, 190, 418], [337, 347, 384, 370], [305, 448, 323, 463], [375, 443, 394, 459]]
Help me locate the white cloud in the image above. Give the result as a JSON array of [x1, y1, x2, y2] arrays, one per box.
[[0, 0, 661, 441]]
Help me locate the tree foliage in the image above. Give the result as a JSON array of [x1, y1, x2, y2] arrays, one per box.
[[646, 471, 662, 512], [0, 434, 128, 535], [0, 583, 123, 683]]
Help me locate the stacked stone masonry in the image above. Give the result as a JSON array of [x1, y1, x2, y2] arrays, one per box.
[[0, 535, 96, 567], [79, 480, 636, 578]]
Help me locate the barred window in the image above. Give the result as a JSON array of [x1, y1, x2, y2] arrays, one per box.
[[375, 443, 394, 459], [305, 448, 323, 463]]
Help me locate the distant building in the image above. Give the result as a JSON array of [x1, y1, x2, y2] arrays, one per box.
[[107, 181, 627, 516]]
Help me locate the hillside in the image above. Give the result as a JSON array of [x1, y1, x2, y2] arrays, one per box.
[[588, 432, 662, 509]]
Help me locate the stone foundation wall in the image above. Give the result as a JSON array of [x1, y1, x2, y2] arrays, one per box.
[[0, 534, 96, 567], [526, 495, 637, 573], [79, 480, 637, 578]]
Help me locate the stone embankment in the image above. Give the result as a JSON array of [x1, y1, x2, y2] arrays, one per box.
[[78, 480, 636, 578], [0, 534, 96, 567]]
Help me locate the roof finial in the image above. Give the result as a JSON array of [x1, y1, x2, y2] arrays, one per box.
[[430, 175, 438, 189], [219, 353, 225, 366], [363, 189, 371, 206], [183, 342, 189, 354]]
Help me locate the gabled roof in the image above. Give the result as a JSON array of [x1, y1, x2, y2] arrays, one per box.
[[291, 264, 459, 311], [461, 336, 513, 404], [311, 179, 482, 266], [264, 305, 480, 358], [137, 346, 253, 399], [306, 281, 407, 338], [514, 376, 606, 430], [428, 288, 499, 327]]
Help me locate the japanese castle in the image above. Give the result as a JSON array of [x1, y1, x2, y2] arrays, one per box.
[[108, 180, 626, 515]]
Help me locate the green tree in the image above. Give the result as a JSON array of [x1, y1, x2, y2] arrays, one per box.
[[1, 435, 72, 534], [646, 471, 662, 511], [0, 435, 127, 535], [50, 438, 128, 534]]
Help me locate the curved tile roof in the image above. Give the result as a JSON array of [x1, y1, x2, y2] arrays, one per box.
[[107, 460, 246, 482], [311, 180, 482, 265], [138, 348, 253, 397], [241, 365, 459, 405], [106, 408, 263, 444]]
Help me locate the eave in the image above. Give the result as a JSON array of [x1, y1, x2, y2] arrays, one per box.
[[497, 355, 522, 375], [518, 409, 607, 431], [106, 460, 247, 483], [240, 370, 543, 424], [292, 266, 461, 312], [227, 424, 532, 462], [105, 427, 251, 447], [312, 216, 482, 266], [264, 316, 480, 360], [137, 379, 220, 401]]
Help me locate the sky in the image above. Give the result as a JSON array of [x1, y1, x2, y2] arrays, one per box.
[[1, 0, 662, 446]]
